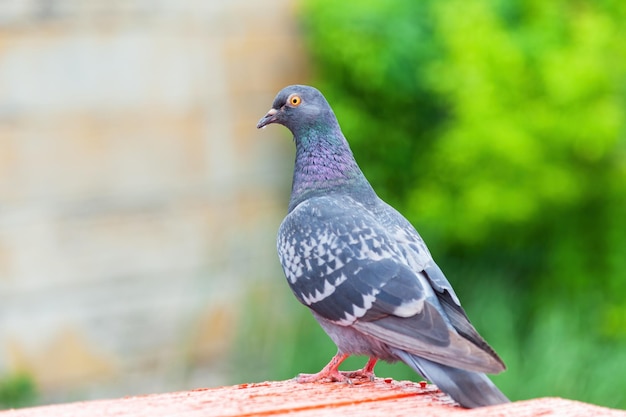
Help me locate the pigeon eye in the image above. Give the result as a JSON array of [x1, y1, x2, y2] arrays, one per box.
[[288, 95, 302, 107]]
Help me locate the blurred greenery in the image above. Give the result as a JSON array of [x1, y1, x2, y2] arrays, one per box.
[[234, 0, 626, 410], [0, 373, 37, 410]]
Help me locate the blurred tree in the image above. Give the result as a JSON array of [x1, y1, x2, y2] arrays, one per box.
[[273, 0, 626, 408], [0, 374, 36, 409]]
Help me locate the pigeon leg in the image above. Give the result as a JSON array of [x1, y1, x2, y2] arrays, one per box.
[[296, 353, 350, 383], [340, 357, 378, 381]]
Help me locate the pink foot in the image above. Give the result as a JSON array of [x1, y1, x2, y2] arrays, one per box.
[[296, 369, 349, 383], [296, 356, 378, 384], [296, 353, 350, 383], [340, 357, 378, 381]]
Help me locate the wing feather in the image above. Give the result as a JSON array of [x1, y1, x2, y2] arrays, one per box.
[[278, 196, 505, 373]]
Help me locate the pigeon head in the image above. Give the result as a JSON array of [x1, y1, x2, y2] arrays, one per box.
[[257, 85, 377, 211], [256, 85, 339, 136]]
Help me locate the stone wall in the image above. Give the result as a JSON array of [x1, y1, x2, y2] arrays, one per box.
[[0, 0, 306, 404]]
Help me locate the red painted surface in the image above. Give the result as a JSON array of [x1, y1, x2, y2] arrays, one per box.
[[1, 379, 624, 417]]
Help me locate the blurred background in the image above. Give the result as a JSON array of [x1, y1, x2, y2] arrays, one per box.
[[1, 0, 625, 411]]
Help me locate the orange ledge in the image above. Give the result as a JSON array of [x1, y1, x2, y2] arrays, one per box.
[[1, 379, 624, 417]]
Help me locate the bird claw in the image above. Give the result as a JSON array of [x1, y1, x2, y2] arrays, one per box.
[[296, 355, 378, 385], [295, 369, 375, 385], [340, 369, 376, 382], [295, 370, 349, 383]]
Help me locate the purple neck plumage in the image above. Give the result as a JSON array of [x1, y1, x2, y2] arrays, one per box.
[[288, 126, 376, 212]]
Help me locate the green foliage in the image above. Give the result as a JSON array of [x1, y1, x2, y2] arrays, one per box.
[[0, 373, 37, 409], [244, 0, 626, 409]]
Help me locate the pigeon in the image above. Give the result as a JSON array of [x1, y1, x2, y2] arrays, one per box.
[[257, 85, 509, 408]]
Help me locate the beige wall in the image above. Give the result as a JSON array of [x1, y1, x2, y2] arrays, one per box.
[[0, 0, 306, 404]]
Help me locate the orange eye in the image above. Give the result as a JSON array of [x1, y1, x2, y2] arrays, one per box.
[[288, 94, 302, 107]]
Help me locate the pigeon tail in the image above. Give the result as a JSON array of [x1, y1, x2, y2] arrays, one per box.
[[392, 348, 510, 408]]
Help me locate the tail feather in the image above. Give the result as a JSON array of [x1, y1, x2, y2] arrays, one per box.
[[392, 348, 510, 408]]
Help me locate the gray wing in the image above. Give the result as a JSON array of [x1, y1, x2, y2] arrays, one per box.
[[278, 196, 505, 373], [423, 262, 505, 366], [374, 201, 505, 369]]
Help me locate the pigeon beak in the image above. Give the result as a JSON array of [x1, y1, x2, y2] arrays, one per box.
[[257, 108, 279, 129]]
